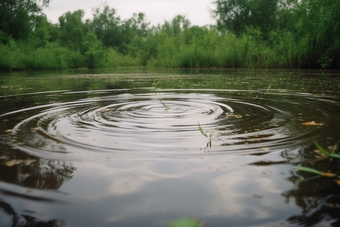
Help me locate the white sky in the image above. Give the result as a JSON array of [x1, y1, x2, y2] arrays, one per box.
[[43, 0, 215, 26]]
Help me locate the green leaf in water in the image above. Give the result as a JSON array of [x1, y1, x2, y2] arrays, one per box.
[[198, 122, 208, 138], [295, 166, 338, 178], [167, 217, 200, 227], [330, 153, 340, 158], [314, 141, 330, 156], [294, 166, 323, 175], [264, 83, 271, 94], [160, 100, 170, 110]]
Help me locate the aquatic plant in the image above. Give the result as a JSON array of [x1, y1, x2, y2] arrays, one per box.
[[152, 79, 160, 89], [245, 83, 272, 100], [160, 100, 170, 110], [264, 83, 271, 94], [294, 166, 337, 178], [294, 141, 340, 183], [314, 141, 340, 159], [198, 121, 220, 147]]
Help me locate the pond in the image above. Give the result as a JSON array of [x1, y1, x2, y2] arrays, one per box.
[[0, 67, 340, 227]]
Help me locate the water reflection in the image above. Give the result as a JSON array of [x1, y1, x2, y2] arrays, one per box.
[[0, 143, 76, 190], [0, 70, 339, 226], [278, 137, 340, 226], [283, 168, 340, 226], [0, 123, 73, 226], [0, 199, 65, 227]]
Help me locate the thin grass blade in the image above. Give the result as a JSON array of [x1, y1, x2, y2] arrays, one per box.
[[314, 141, 330, 156], [294, 166, 323, 175], [330, 153, 340, 159], [264, 83, 271, 94], [198, 122, 208, 137], [160, 100, 169, 110]]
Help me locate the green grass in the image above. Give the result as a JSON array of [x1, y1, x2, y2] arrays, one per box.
[[294, 141, 340, 180]]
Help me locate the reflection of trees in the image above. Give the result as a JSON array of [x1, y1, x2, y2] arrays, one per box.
[[283, 172, 340, 226], [0, 132, 76, 190], [0, 121, 70, 227], [0, 199, 65, 227], [282, 143, 340, 226], [0, 118, 76, 190], [0, 148, 76, 190]]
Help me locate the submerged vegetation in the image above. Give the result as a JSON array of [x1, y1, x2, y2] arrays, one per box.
[[0, 0, 339, 70]]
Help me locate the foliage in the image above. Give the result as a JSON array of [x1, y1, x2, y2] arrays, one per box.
[[211, 0, 282, 38], [295, 0, 340, 68], [31, 15, 51, 47], [294, 142, 340, 182], [90, 3, 122, 48], [0, 40, 82, 70], [106, 48, 141, 67], [198, 121, 220, 147], [1, 0, 339, 70], [0, 0, 50, 42], [58, 10, 89, 51], [314, 141, 340, 159], [81, 32, 106, 68]]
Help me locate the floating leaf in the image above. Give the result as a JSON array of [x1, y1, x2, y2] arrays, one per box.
[[167, 217, 200, 227], [5, 129, 13, 133], [23, 159, 36, 166], [5, 159, 27, 166], [322, 172, 337, 177], [6, 160, 23, 166], [328, 145, 338, 151], [302, 121, 324, 126], [228, 112, 242, 118], [313, 149, 326, 156], [5, 160, 16, 166], [335, 179, 340, 185]]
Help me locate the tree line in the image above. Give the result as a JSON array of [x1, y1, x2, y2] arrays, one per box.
[[0, 0, 339, 70]]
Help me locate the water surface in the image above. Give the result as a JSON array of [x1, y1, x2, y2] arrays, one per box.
[[1, 68, 340, 227]]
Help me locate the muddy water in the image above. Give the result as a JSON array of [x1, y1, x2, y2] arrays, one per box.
[[0, 68, 340, 227]]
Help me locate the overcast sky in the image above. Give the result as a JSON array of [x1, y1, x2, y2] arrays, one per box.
[[43, 0, 215, 26]]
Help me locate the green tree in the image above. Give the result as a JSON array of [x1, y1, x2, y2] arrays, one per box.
[[31, 14, 51, 47], [58, 10, 89, 51], [82, 32, 106, 68], [0, 0, 50, 42], [295, 0, 340, 68], [161, 15, 191, 37], [90, 3, 122, 48], [212, 0, 282, 38], [121, 12, 150, 63]]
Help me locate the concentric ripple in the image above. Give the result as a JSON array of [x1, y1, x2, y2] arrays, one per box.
[[1, 90, 333, 160]]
